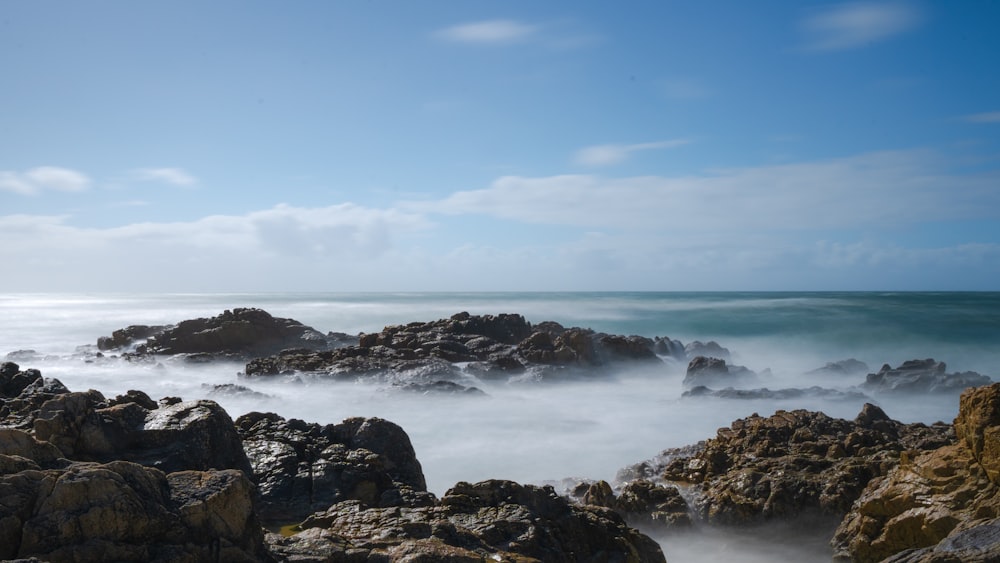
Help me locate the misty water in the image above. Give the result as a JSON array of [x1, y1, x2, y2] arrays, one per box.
[[3, 292, 1000, 561]]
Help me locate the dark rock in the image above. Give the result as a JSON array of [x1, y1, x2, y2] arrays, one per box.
[[653, 336, 686, 362], [236, 412, 432, 524], [388, 380, 487, 396], [287, 479, 666, 563], [581, 479, 692, 530], [4, 350, 40, 362], [203, 383, 270, 400], [683, 356, 759, 388], [862, 358, 992, 394], [97, 324, 166, 351]]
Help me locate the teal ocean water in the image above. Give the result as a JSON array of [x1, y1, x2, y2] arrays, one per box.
[[1, 292, 997, 561]]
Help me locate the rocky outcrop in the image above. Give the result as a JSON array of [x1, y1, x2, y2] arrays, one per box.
[[576, 479, 692, 530], [271, 479, 665, 563], [245, 312, 662, 382], [0, 362, 71, 428], [684, 340, 730, 361], [98, 307, 349, 360], [657, 404, 953, 526], [682, 356, 759, 388], [832, 383, 1000, 562], [236, 412, 433, 524], [807, 359, 870, 378], [862, 359, 992, 395]]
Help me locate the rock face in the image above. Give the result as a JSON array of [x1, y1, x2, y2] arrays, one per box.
[[832, 383, 1000, 562], [236, 411, 433, 524], [657, 404, 953, 526], [578, 479, 692, 530], [862, 359, 992, 395], [245, 312, 662, 382], [98, 307, 348, 359], [270, 479, 666, 563]]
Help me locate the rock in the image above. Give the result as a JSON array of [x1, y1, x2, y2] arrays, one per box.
[[286, 479, 666, 563], [683, 356, 759, 388], [580, 479, 692, 530], [236, 412, 433, 524], [862, 358, 992, 395], [660, 404, 953, 526], [832, 383, 1000, 562], [4, 350, 40, 362], [101, 308, 339, 360], [246, 312, 664, 383], [806, 358, 870, 377], [682, 385, 870, 402], [0, 460, 268, 562], [684, 340, 731, 361], [203, 383, 271, 399], [27, 388, 252, 475], [387, 380, 487, 396], [653, 336, 686, 362]]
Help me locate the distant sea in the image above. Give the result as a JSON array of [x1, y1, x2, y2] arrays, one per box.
[[2, 291, 997, 561]]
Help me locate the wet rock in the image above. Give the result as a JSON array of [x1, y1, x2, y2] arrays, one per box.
[[203, 383, 271, 400], [580, 479, 692, 530], [653, 336, 687, 362], [862, 358, 992, 395], [683, 356, 759, 389], [833, 383, 1000, 562], [285, 479, 665, 563], [387, 380, 487, 396], [97, 324, 167, 351], [236, 412, 433, 524]]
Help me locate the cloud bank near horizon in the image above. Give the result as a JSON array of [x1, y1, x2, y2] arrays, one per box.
[[2, 148, 997, 292]]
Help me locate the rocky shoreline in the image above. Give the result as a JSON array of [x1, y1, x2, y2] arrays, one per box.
[[2, 308, 999, 562]]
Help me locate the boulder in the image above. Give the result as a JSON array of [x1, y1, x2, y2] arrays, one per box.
[[806, 358, 870, 378], [684, 341, 730, 361], [832, 383, 1000, 562], [236, 412, 433, 524], [862, 359, 992, 395], [579, 479, 692, 530]]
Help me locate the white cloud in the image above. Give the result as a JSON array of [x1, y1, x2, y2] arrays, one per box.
[[436, 19, 537, 44], [418, 149, 1000, 231], [963, 111, 1000, 124], [574, 140, 691, 167], [133, 167, 198, 186], [800, 2, 921, 52], [0, 166, 91, 195]]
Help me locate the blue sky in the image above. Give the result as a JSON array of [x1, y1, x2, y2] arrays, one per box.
[[2, 1, 999, 291]]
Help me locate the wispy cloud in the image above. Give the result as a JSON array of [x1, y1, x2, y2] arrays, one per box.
[[133, 167, 198, 187], [574, 140, 691, 167], [418, 149, 1000, 230], [963, 111, 1000, 124], [436, 19, 537, 44], [0, 166, 91, 195], [799, 2, 921, 52]]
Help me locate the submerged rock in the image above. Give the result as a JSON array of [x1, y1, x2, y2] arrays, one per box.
[[806, 358, 870, 378], [682, 385, 870, 401], [862, 358, 992, 395], [682, 356, 759, 389]]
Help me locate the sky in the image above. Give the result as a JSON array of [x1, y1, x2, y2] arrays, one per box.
[[2, 1, 999, 292]]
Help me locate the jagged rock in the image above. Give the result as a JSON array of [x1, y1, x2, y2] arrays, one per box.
[[660, 405, 953, 526], [24, 388, 252, 475], [862, 358, 992, 395], [387, 380, 487, 396], [246, 312, 663, 383], [653, 336, 686, 362], [832, 383, 1000, 562], [0, 363, 70, 428], [284, 479, 666, 563], [236, 412, 433, 524], [580, 479, 692, 530], [99, 308, 341, 360], [683, 356, 758, 389], [0, 460, 267, 562], [203, 383, 271, 399]]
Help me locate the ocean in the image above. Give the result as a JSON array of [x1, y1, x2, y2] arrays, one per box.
[[3, 291, 998, 561]]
